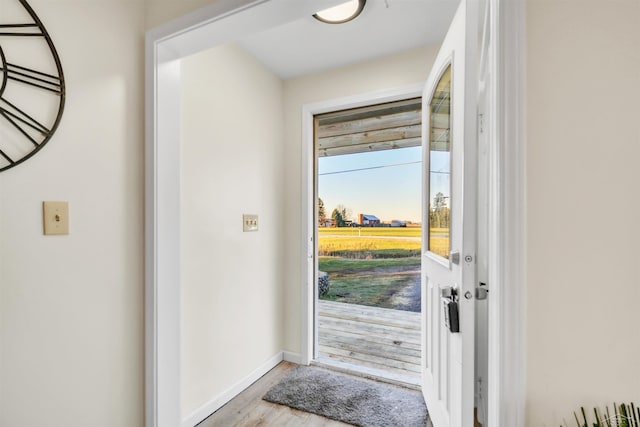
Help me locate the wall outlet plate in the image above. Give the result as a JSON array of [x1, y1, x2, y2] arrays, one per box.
[[243, 214, 258, 232], [43, 201, 69, 235]]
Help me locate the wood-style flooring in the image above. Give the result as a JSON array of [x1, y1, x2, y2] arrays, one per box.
[[197, 362, 352, 426], [198, 302, 424, 425], [197, 361, 432, 427]]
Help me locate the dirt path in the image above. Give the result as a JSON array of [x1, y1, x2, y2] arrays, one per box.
[[388, 273, 421, 312]]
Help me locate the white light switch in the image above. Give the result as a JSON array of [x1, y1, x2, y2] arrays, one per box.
[[243, 214, 258, 232], [43, 201, 69, 235]]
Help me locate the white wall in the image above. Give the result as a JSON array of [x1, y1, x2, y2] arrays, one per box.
[[180, 43, 285, 418], [0, 1, 145, 426], [281, 46, 438, 352], [526, 0, 640, 424]]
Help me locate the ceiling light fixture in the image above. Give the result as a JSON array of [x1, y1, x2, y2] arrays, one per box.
[[313, 0, 366, 24]]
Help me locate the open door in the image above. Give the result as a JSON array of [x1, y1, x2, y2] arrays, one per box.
[[421, 1, 478, 426]]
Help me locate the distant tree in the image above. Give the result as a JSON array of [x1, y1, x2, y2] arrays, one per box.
[[318, 198, 327, 226], [430, 192, 450, 229], [432, 192, 448, 209], [335, 204, 352, 223], [331, 204, 352, 227], [331, 208, 344, 227]]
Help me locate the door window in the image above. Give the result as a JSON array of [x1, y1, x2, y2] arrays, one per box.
[[428, 65, 452, 260]]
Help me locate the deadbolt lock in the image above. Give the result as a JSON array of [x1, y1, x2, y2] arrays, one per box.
[[476, 282, 489, 300]]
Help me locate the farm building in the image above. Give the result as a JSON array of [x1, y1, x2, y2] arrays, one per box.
[[358, 214, 381, 226], [319, 218, 334, 227]]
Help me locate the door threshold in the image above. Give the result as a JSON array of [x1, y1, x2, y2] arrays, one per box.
[[312, 356, 421, 391]]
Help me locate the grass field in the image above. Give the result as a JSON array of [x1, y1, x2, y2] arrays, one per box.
[[318, 227, 449, 259], [318, 227, 421, 258], [318, 257, 421, 273], [318, 236, 421, 258], [318, 256, 421, 311], [427, 228, 449, 259], [318, 227, 421, 238], [316, 226, 449, 310]]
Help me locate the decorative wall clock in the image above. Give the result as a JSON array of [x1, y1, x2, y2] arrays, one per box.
[[0, 0, 65, 172]]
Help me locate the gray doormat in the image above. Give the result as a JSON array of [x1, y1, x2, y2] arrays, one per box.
[[263, 365, 428, 426]]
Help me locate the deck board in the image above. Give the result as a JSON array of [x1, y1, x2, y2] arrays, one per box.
[[317, 300, 422, 386]]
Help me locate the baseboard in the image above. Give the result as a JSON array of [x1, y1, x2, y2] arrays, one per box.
[[181, 352, 285, 427], [283, 351, 302, 364]]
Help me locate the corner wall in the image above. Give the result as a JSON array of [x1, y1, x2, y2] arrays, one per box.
[[526, 1, 640, 424], [180, 43, 285, 418], [0, 1, 145, 426], [281, 46, 439, 352]]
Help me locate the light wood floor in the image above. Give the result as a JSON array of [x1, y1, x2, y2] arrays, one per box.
[[198, 361, 432, 427], [197, 362, 352, 426], [317, 300, 421, 387], [198, 302, 424, 425]]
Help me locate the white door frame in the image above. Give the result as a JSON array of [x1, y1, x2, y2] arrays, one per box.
[[300, 84, 426, 365], [486, 1, 527, 425], [144, 0, 526, 426]]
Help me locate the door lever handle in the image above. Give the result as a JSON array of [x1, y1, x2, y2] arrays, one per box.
[[440, 285, 458, 301]]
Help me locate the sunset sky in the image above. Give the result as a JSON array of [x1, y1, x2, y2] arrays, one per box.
[[318, 146, 423, 223]]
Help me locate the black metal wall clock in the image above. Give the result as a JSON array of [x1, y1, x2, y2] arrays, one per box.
[[0, 0, 65, 172]]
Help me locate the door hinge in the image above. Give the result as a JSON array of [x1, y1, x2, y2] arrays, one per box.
[[478, 113, 485, 134]]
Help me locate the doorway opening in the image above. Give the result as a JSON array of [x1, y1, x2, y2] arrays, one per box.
[[312, 98, 423, 387], [145, 1, 527, 425]]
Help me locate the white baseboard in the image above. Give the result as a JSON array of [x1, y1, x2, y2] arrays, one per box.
[[283, 351, 302, 364], [181, 352, 285, 427]]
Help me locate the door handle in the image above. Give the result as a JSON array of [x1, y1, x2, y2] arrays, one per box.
[[440, 285, 458, 301], [440, 285, 460, 333]]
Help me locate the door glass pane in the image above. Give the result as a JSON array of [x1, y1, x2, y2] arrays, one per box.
[[428, 65, 451, 259]]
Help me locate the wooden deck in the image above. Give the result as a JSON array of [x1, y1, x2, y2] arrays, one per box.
[[316, 300, 422, 387]]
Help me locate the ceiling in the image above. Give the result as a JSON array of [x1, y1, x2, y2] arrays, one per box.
[[316, 98, 422, 157], [237, 0, 461, 80]]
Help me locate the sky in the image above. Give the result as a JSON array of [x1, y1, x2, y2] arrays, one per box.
[[318, 146, 451, 224], [318, 146, 423, 223]]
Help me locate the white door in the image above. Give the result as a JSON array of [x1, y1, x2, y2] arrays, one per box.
[[421, 1, 478, 426]]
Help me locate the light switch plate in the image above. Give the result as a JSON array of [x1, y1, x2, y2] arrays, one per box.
[[43, 201, 69, 235], [243, 214, 258, 232]]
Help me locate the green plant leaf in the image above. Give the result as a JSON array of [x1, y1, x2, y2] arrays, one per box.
[[582, 407, 589, 427], [563, 403, 639, 427], [620, 404, 629, 427], [595, 407, 602, 427]]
